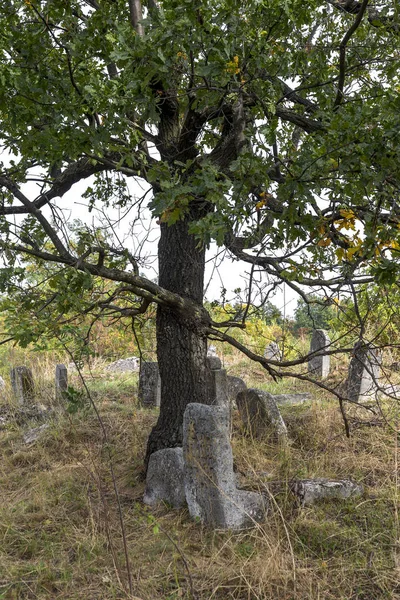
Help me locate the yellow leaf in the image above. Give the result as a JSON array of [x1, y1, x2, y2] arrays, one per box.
[[339, 208, 355, 220], [346, 246, 359, 259], [317, 237, 331, 247], [335, 248, 344, 261]]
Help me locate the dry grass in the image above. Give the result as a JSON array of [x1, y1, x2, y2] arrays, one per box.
[[0, 354, 399, 600]]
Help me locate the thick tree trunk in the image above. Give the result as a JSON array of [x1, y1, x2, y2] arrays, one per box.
[[145, 214, 209, 464]]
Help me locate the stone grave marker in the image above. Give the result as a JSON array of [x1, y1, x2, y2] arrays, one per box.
[[273, 392, 312, 406], [347, 341, 381, 402], [0, 375, 5, 390], [55, 364, 68, 401], [183, 403, 267, 528], [106, 356, 139, 372], [236, 388, 288, 442], [227, 376, 247, 407], [143, 447, 186, 508], [10, 366, 35, 405], [308, 329, 330, 378], [138, 362, 161, 407], [206, 354, 222, 371], [206, 357, 229, 408], [264, 342, 282, 361]]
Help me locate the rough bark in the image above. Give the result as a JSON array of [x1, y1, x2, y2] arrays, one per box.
[[145, 211, 210, 463]]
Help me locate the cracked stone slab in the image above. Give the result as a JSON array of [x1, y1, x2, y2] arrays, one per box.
[[183, 403, 267, 529]]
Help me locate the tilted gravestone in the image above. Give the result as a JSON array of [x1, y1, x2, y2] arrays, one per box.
[[308, 329, 330, 378], [236, 388, 288, 443], [143, 447, 186, 509], [183, 403, 267, 528], [55, 364, 68, 401], [227, 376, 247, 408], [347, 341, 381, 402], [264, 342, 282, 361], [10, 366, 35, 405], [138, 362, 161, 407]]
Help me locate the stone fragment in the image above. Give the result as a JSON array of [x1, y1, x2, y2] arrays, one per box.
[[106, 356, 140, 372], [138, 362, 161, 407], [55, 364, 68, 401], [143, 447, 186, 508], [10, 366, 35, 405], [207, 368, 229, 407], [264, 342, 282, 361], [227, 376, 247, 407], [273, 393, 312, 406], [308, 329, 331, 378], [290, 478, 363, 506], [23, 423, 49, 445], [183, 403, 267, 529], [206, 355, 222, 370], [236, 388, 288, 442], [347, 341, 381, 402]]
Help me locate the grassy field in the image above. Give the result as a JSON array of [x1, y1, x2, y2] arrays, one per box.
[[0, 351, 399, 599]]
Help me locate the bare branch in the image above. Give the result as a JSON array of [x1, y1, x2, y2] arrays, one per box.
[[334, 0, 370, 108]]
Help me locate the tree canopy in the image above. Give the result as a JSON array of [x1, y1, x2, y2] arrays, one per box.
[[0, 0, 399, 457]]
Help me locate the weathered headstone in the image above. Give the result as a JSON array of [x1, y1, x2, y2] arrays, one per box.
[[183, 403, 267, 528], [206, 355, 222, 370], [264, 342, 282, 361], [0, 375, 5, 390], [10, 366, 35, 405], [55, 364, 68, 401], [308, 329, 330, 378], [273, 392, 312, 406], [290, 478, 363, 506], [261, 477, 363, 506], [227, 376, 247, 407], [138, 362, 161, 407], [347, 341, 381, 402], [236, 388, 288, 442], [207, 366, 229, 407], [143, 447, 186, 508], [207, 345, 217, 357], [106, 356, 140, 372]]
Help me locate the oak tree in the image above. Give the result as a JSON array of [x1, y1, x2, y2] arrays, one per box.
[[0, 0, 399, 462]]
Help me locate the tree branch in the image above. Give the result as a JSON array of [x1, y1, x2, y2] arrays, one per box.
[[333, 0, 370, 108]]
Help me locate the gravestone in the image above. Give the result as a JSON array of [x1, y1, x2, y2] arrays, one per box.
[[273, 392, 312, 406], [55, 364, 68, 401], [207, 345, 217, 357], [308, 329, 330, 378], [183, 403, 267, 528], [138, 362, 161, 407], [347, 341, 381, 402], [0, 376, 5, 390], [106, 356, 139, 372], [236, 388, 288, 442], [10, 366, 35, 405], [143, 447, 186, 508], [206, 363, 229, 408], [206, 355, 222, 371], [227, 376, 247, 407], [290, 478, 363, 506], [264, 342, 282, 361]]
